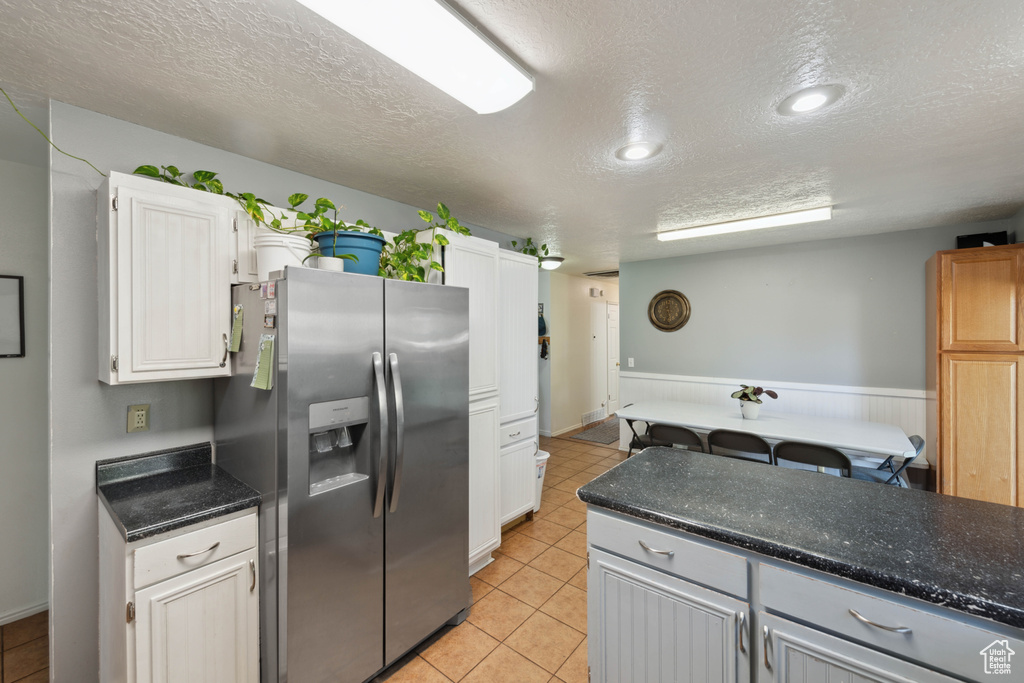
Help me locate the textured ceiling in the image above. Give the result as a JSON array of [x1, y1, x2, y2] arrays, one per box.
[[1, 0, 1022, 274]]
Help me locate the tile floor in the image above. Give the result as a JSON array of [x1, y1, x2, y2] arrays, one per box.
[[0, 611, 48, 683], [374, 423, 623, 683]]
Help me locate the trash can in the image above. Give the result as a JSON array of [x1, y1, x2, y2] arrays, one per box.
[[534, 450, 550, 512]]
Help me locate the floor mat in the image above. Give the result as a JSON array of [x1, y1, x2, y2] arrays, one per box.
[[570, 420, 619, 444]]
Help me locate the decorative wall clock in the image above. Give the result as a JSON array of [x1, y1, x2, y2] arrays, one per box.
[[648, 290, 691, 332]]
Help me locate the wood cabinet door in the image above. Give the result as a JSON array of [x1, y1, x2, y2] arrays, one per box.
[[113, 184, 233, 383], [498, 251, 539, 423], [759, 613, 958, 683], [940, 354, 1023, 505], [135, 549, 258, 683], [940, 248, 1024, 351], [588, 547, 749, 683]]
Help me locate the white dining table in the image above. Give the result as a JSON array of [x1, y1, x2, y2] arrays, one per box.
[[616, 400, 915, 459]]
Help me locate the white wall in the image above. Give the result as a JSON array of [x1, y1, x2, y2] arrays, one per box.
[[538, 271, 551, 436], [46, 100, 515, 681], [0, 157, 49, 624], [548, 273, 619, 435]]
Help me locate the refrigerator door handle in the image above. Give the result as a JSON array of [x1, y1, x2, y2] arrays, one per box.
[[372, 351, 388, 519], [388, 353, 406, 513]]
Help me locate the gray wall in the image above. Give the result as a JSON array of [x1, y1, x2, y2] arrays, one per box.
[[0, 155, 49, 624], [47, 101, 514, 680], [619, 220, 1010, 390]]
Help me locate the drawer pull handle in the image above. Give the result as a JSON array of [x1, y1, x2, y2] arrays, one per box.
[[849, 609, 912, 634], [763, 626, 772, 671], [509, 431, 521, 438], [638, 540, 674, 557], [737, 611, 746, 654], [177, 541, 220, 560], [249, 559, 256, 592]]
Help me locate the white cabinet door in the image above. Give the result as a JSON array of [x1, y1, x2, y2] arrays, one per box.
[[135, 549, 258, 683], [232, 210, 260, 284], [499, 437, 537, 524], [468, 396, 501, 572], [99, 173, 234, 384], [441, 233, 499, 399], [759, 612, 959, 683], [589, 548, 749, 683], [499, 251, 539, 423], [589, 547, 749, 683]]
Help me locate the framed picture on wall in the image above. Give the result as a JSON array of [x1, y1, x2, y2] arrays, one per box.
[[0, 275, 25, 358]]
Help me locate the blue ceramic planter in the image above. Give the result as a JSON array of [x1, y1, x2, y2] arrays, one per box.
[[313, 231, 386, 275]]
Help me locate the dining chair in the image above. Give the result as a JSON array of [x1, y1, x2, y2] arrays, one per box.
[[774, 441, 852, 477], [648, 424, 704, 453], [707, 429, 773, 464], [623, 406, 669, 457], [851, 435, 924, 487]]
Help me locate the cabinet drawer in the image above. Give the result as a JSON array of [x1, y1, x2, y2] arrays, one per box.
[[134, 512, 257, 590], [760, 564, 1024, 681], [587, 509, 748, 598], [500, 417, 537, 447]]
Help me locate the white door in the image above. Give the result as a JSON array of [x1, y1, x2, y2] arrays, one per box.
[[135, 549, 258, 683], [591, 301, 608, 418], [607, 303, 620, 413], [468, 396, 501, 571], [589, 548, 749, 683], [498, 251, 540, 423]]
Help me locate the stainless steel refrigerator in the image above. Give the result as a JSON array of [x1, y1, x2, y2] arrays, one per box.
[[214, 267, 470, 683]]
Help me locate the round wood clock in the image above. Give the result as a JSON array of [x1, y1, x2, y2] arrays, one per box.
[[648, 290, 691, 332]]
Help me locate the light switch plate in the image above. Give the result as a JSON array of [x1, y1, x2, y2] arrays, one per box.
[[628, 358, 634, 367], [128, 404, 150, 433]]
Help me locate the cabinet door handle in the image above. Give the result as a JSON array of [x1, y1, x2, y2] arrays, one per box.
[[638, 540, 674, 556], [534, 396, 539, 413], [737, 611, 746, 654], [220, 333, 229, 367], [848, 609, 912, 634], [249, 559, 256, 592], [763, 625, 773, 671], [177, 541, 220, 560]]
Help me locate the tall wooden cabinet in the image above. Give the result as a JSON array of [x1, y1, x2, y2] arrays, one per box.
[[928, 244, 1024, 506]]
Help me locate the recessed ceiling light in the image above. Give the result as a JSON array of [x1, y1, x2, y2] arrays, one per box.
[[615, 141, 661, 161], [656, 206, 833, 241], [295, 0, 534, 114], [777, 85, 844, 116]]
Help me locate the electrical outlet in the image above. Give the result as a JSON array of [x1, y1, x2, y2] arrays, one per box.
[[628, 358, 634, 368], [127, 404, 150, 433]]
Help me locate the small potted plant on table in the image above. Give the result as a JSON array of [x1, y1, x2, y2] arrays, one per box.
[[731, 385, 778, 419]]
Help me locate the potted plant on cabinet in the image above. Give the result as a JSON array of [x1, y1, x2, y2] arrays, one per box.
[[285, 193, 385, 275], [731, 385, 778, 419]]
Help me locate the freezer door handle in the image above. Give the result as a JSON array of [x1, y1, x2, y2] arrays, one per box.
[[372, 352, 388, 519], [388, 353, 406, 513]]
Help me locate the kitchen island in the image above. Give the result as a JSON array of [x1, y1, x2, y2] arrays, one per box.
[[578, 447, 1024, 682]]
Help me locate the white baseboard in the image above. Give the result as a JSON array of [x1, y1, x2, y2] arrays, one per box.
[[0, 601, 47, 627], [619, 371, 931, 464], [552, 423, 583, 437]]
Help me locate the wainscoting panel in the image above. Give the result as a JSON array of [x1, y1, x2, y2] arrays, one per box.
[[619, 372, 932, 465]]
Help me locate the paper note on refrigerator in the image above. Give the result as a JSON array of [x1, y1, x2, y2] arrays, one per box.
[[229, 305, 244, 352], [251, 334, 275, 390]]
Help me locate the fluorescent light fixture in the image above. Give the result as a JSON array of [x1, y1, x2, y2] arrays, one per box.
[[296, 0, 535, 114], [656, 207, 833, 241], [539, 256, 564, 270], [615, 141, 661, 161], [778, 85, 845, 116]]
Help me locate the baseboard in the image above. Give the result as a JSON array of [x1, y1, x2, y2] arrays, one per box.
[[0, 601, 47, 627], [552, 423, 583, 437]]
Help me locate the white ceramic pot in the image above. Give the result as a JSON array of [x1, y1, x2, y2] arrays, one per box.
[[313, 255, 346, 272], [740, 401, 760, 419]]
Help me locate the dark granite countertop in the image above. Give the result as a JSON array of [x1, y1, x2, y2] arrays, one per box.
[[578, 447, 1024, 629], [97, 443, 261, 543]]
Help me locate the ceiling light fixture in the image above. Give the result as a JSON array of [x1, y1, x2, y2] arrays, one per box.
[[777, 85, 845, 116], [295, 0, 535, 114], [656, 206, 833, 241], [539, 256, 565, 270], [615, 141, 661, 161]]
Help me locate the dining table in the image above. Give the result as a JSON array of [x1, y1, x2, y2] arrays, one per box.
[[616, 400, 916, 460]]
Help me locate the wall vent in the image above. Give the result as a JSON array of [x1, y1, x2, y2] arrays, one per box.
[[583, 270, 619, 278], [582, 408, 606, 426]]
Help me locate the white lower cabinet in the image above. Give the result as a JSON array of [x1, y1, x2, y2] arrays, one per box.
[[100, 509, 259, 683], [759, 612, 957, 683], [499, 437, 537, 524], [589, 547, 749, 683], [468, 396, 501, 574]]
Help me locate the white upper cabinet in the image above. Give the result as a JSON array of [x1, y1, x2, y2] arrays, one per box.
[[499, 250, 539, 423], [99, 172, 235, 384]]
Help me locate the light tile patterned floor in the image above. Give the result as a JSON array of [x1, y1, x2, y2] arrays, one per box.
[[374, 426, 623, 682]]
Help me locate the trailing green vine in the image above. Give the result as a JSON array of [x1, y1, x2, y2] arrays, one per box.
[[378, 202, 472, 281], [0, 86, 106, 177]]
